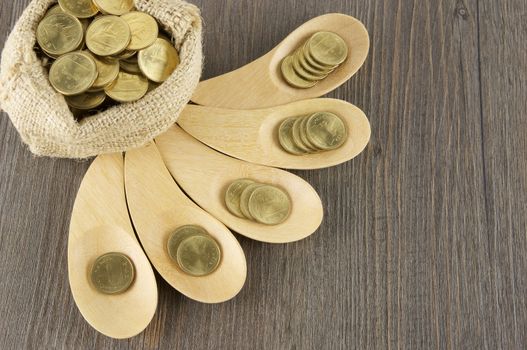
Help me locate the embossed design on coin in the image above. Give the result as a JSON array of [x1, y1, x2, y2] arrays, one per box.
[[83, 51, 120, 90], [104, 71, 149, 102], [121, 12, 159, 50], [306, 31, 348, 67], [49, 52, 98, 96], [86, 16, 131, 56], [176, 235, 221, 277], [58, 0, 99, 18], [248, 185, 291, 225], [37, 13, 84, 56], [93, 0, 134, 16], [138, 37, 180, 83], [225, 179, 255, 218], [90, 252, 135, 294], [306, 112, 347, 150]]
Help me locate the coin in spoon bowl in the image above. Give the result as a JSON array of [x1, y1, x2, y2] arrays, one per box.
[[176, 235, 222, 277], [225, 179, 255, 218], [306, 112, 348, 150], [90, 252, 135, 295], [248, 185, 291, 225]]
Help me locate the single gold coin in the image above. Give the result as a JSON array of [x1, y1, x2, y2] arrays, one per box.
[[49, 52, 98, 96], [177, 235, 221, 277], [58, 0, 99, 18], [167, 225, 208, 263], [65, 91, 106, 109], [119, 59, 141, 74], [225, 179, 255, 218], [306, 31, 348, 67], [306, 112, 348, 150], [292, 49, 325, 82], [239, 183, 264, 220], [280, 55, 317, 89], [138, 38, 180, 83], [90, 252, 135, 294], [83, 51, 120, 90], [248, 185, 291, 225], [37, 13, 84, 56], [104, 71, 149, 102], [45, 4, 65, 17], [121, 12, 159, 50], [299, 115, 321, 151], [278, 117, 306, 155], [291, 117, 314, 153], [86, 15, 131, 56], [93, 0, 134, 15]]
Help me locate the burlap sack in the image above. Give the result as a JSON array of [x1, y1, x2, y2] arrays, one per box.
[[0, 0, 202, 159]]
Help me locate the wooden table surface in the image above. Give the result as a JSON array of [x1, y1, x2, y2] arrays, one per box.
[[1, 1, 526, 349]]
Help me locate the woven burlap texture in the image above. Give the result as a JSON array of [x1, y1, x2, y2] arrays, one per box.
[[0, 0, 203, 159]]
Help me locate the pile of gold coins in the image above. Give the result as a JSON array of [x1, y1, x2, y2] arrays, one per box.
[[278, 111, 348, 155], [35, 0, 180, 116], [90, 252, 135, 294], [167, 225, 222, 277], [281, 31, 348, 89], [225, 179, 291, 225]]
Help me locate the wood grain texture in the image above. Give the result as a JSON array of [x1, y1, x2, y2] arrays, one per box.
[[0, 0, 526, 349]]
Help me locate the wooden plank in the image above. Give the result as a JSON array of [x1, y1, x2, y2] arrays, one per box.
[[0, 0, 524, 348]]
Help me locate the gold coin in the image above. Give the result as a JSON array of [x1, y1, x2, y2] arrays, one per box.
[[49, 52, 98, 96], [119, 59, 141, 74], [176, 235, 221, 277], [104, 71, 149, 102], [225, 179, 255, 218], [299, 115, 321, 151], [86, 15, 131, 56], [93, 0, 134, 15], [90, 252, 135, 294], [280, 55, 317, 89], [278, 117, 306, 155], [121, 12, 159, 50], [37, 13, 84, 56], [58, 0, 99, 18], [292, 49, 326, 82], [138, 38, 180, 83], [65, 91, 106, 109], [83, 51, 120, 90], [291, 117, 315, 153], [306, 31, 348, 67], [239, 183, 264, 220], [45, 4, 65, 17], [167, 225, 208, 263], [306, 112, 348, 150], [248, 185, 291, 225]]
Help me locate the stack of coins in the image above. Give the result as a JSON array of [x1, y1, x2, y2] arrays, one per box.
[[278, 112, 348, 155], [90, 252, 135, 294], [167, 225, 222, 277], [225, 179, 291, 225], [35, 1, 180, 116], [281, 31, 348, 89]]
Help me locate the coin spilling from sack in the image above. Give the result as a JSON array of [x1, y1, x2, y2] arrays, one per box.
[[167, 225, 222, 277], [281, 31, 348, 89], [225, 179, 291, 225], [278, 112, 348, 155], [35, 1, 180, 117]]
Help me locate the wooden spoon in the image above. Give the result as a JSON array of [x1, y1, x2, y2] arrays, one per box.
[[178, 98, 371, 170], [124, 142, 247, 303], [68, 153, 157, 339], [191, 13, 370, 109], [155, 125, 324, 243]]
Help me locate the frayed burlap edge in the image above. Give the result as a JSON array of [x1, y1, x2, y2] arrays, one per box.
[[0, 0, 203, 159]]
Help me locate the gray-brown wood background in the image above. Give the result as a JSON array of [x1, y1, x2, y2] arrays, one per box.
[[1, 0, 526, 349]]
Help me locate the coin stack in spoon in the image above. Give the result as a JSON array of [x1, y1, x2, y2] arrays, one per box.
[[281, 31, 348, 89], [35, 0, 180, 117], [278, 112, 348, 155], [225, 179, 291, 225]]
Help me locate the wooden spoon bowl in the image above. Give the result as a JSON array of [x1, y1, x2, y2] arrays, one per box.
[[124, 143, 247, 303], [68, 153, 157, 339], [178, 98, 371, 170], [191, 13, 370, 109], [155, 125, 324, 244]]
